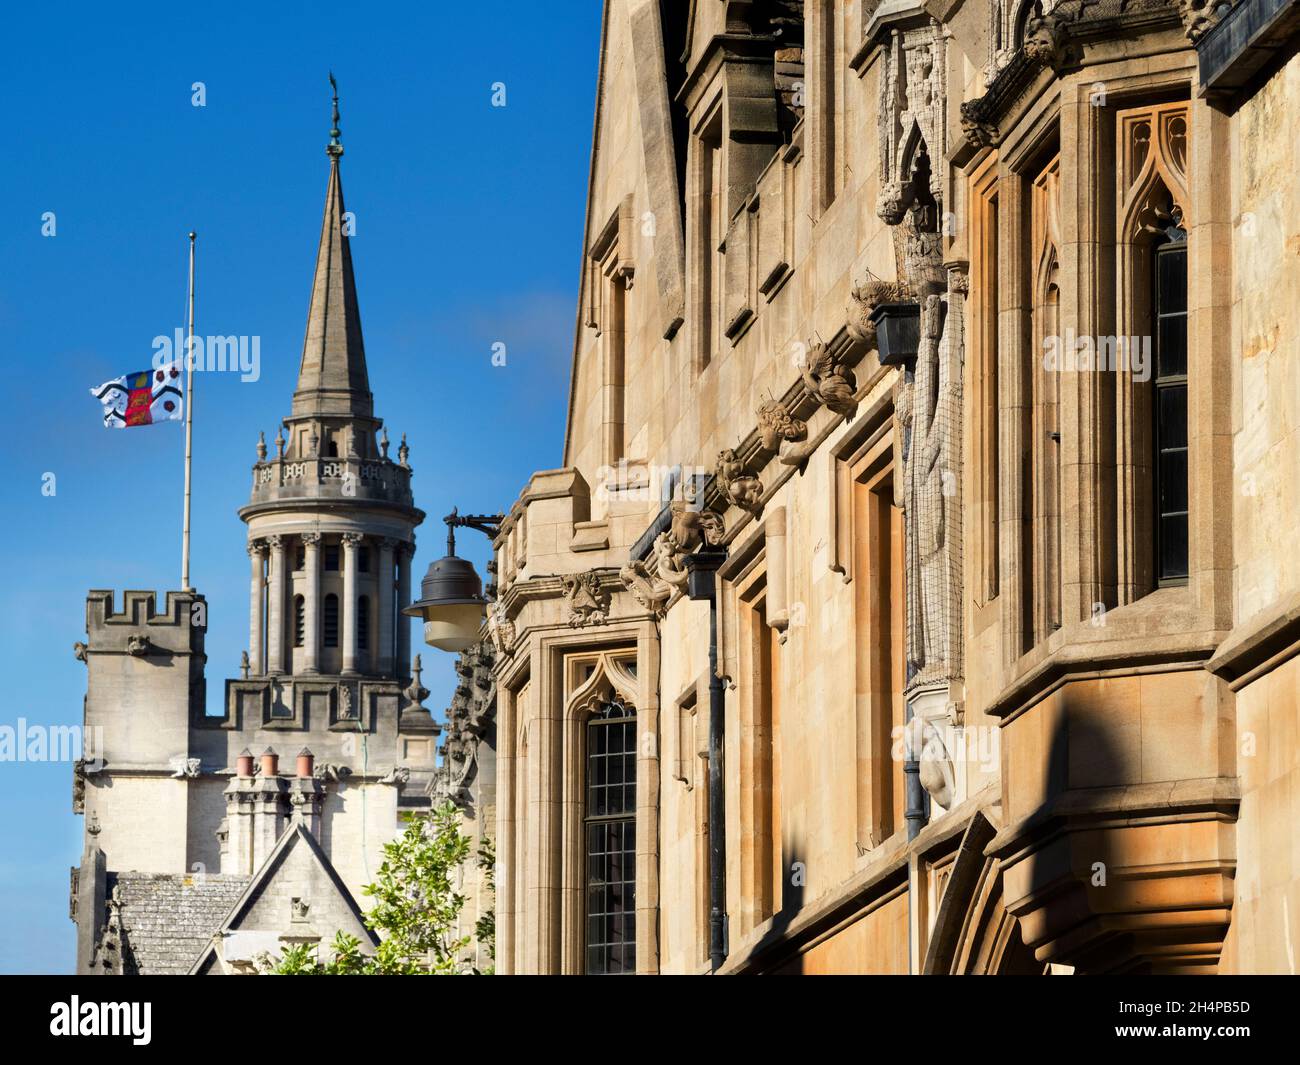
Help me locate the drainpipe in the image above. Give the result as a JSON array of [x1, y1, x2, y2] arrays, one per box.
[[686, 546, 728, 972], [904, 700, 929, 840]]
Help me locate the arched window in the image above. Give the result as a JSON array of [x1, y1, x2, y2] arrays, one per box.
[[293, 595, 305, 647], [585, 698, 637, 975], [1153, 225, 1188, 583], [357, 595, 370, 651], [324, 593, 339, 648]]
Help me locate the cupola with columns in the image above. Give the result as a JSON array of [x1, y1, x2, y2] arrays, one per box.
[[239, 79, 424, 684]]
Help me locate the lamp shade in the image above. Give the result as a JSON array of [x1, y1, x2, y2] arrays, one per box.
[[402, 554, 487, 653], [870, 301, 921, 366]]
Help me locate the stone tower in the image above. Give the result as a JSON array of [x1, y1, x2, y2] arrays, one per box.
[[72, 95, 439, 975]]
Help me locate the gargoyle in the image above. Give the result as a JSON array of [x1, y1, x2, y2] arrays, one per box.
[[714, 448, 764, 514], [801, 342, 858, 418], [757, 400, 813, 467]]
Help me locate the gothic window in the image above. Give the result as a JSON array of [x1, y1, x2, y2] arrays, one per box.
[[357, 595, 370, 651], [324, 545, 340, 571], [1115, 102, 1191, 601], [1154, 230, 1189, 582], [585, 698, 637, 975], [1030, 151, 1062, 644], [293, 595, 305, 647], [324, 593, 339, 648]]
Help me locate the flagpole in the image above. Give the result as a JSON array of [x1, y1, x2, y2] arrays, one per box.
[[181, 231, 197, 592]]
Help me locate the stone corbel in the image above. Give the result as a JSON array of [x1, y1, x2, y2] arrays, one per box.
[[959, 98, 999, 150], [1177, 0, 1233, 43], [560, 570, 610, 627], [619, 555, 675, 617], [1023, 8, 1068, 69], [618, 502, 726, 616], [714, 448, 764, 514], [800, 341, 859, 418], [847, 276, 913, 348], [757, 400, 813, 467]]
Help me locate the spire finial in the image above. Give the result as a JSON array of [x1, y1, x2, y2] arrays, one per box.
[[327, 72, 343, 158]]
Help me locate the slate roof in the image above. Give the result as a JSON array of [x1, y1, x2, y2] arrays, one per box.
[[108, 871, 251, 975]]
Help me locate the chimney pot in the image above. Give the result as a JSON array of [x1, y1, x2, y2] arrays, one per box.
[[236, 749, 255, 778], [296, 748, 315, 778], [260, 747, 279, 776]]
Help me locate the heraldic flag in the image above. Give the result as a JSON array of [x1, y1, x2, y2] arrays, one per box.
[[90, 360, 185, 428]]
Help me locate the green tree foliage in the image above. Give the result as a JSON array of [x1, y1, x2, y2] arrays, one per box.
[[273, 802, 494, 975]]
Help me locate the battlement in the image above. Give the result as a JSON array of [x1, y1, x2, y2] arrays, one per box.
[[85, 590, 207, 659]]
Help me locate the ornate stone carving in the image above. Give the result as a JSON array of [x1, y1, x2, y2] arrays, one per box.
[[125, 634, 150, 657], [847, 277, 912, 348], [487, 601, 516, 654], [877, 16, 946, 217], [170, 756, 202, 779], [432, 642, 497, 809], [876, 179, 909, 226], [619, 557, 675, 616], [72, 641, 88, 663], [1023, 8, 1067, 68], [1176, 0, 1232, 43], [619, 501, 724, 615], [715, 448, 764, 514], [72, 759, 87, 814], [959, 98, 999, 148], [312, 763, 352, 782], [800, 342, 858, 418], [757, 400, 811, 466], [300, 531, 321, 546], [669, 499, 725, 554], [561, 570, 609, 627]]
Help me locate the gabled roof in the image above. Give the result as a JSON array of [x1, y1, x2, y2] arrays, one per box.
[[188, 823, 378, 974]]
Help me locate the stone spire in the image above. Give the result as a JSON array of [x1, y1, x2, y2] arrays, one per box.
[[292, 75, 373, 419]]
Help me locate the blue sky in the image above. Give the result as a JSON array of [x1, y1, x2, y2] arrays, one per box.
[[0, 1, 601, 972]]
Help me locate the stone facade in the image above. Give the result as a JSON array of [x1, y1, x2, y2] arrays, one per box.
[[70, 108, 437, 974], [486, 0, 1300, 974]]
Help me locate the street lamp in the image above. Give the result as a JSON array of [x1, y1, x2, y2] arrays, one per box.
[[402, 508, 503, 653]]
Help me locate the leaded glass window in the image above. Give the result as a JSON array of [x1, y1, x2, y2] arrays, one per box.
[[1154, 228, 1188, 583], [585, 698, 636, 975]]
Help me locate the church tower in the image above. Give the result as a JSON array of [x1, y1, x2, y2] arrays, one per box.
[[240, 83, 423, 687], [72, 85, 440, 974]]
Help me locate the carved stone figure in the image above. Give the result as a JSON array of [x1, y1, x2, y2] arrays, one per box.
[[619, 558, 674, 616], [561, 570, 609, 627], [1176, 0, 1233, 43], [894, 205, 964, 688], [959, 99, 999, 149], [715, 448, 764, 514], [757, 400, 811, 466], [1023, 9, 1067, 68], [668, 499, 725, 554], [125, 634, 150, 657], [800, 342, 858, 418], [847, 277, 912, 348], [72, 641, 88, 663]]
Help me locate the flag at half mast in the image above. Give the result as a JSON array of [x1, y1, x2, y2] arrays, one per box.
[[90, 360, 185, 428]]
